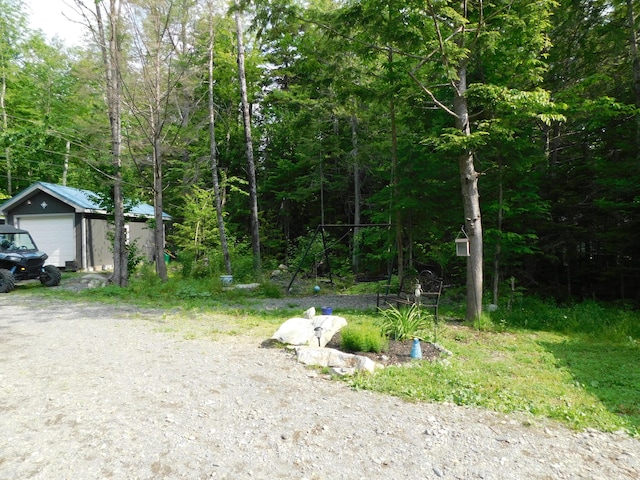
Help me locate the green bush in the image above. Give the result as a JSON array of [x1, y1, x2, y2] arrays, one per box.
[[340, 324, 388, 353], [490, 297, 640, 341], [377, 304, 432, 341]]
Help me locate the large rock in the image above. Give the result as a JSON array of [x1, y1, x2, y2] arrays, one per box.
[[270, 310, 347, 347], [295, 346, 380, 374]]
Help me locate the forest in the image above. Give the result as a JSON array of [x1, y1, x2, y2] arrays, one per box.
[[1, 0, 639, 315]]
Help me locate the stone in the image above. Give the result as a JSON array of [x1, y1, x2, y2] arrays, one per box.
[[270, 310, 347, 347], [311, 315, 347, 347], [295, 347, 380, 374], [270, 318, 314, 346]]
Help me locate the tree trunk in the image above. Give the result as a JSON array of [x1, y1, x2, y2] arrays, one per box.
[[0, 69, 10, 195], [62, 140, 70, 186], [152, 32, 167, 283], [208, 18, 232, 275], [454, 62, 483, 322], [350, 113, 361, 274], [94, 0, 127, 286], [626, 0, 640, 160], [389, 45, 403, 286], [235, 10, 261, 274], [153, 136, 167, 281], [492, 158, 503, 306]]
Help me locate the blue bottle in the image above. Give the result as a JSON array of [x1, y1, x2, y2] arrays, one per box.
[[410, 338, 422, 359]]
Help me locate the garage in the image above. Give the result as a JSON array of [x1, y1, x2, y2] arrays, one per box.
[[15, 214, 75, 268], [0, 182, 169, 271]]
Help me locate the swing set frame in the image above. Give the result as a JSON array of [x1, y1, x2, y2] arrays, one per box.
[[286, 223, 392, 293]]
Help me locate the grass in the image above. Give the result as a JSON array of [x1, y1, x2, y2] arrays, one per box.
[[18, 268, 640, 436], [351, 326, 639, 434], [340, 323, 389, 353]]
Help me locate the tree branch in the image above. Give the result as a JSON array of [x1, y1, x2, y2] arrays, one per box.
[[407, 70, 458, 119]]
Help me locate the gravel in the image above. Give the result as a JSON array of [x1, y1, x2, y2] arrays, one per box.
[[1, 295, 639, 479]]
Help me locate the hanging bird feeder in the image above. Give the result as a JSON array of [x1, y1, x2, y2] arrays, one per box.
[[455, 227, 470, 257]]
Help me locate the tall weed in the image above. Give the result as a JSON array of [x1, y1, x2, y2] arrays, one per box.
[[489, 297, 640, 341]]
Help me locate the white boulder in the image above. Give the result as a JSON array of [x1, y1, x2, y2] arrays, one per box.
[[295, 347, 380, 374], [270, 310, 347, 347]]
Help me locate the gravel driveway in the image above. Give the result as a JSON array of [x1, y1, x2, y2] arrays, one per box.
[[1, 296, 638, 479]]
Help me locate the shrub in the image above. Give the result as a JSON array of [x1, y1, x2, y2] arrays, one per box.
[[377, 304, 432, 341], [340, 324, 388, 353]]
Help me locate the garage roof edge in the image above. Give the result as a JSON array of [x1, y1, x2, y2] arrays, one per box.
[[0, 182, 171, 220]]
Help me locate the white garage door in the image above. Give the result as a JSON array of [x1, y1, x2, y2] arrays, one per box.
[[16, 215, 75, 267]]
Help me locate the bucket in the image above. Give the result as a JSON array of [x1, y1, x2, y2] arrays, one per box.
[[321, 306, 332, 315], [220, 274, 233, 286]]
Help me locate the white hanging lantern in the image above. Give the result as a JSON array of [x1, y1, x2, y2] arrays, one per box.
[[455, 238, 470, 256]]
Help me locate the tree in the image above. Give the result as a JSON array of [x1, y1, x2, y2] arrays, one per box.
[[403, 0, 557, 320], [120, 0, 201, 281], [539, 0, 640, 300], [81, 0, 129, 286], [206, 5, 232, 275], [234, 5, 261, 274], [0, 0, 27, 195]]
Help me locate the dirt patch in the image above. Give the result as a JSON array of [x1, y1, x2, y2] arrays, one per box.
[[325, 333, 443, 366]]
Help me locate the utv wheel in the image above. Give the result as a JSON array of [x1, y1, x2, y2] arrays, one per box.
[[40, 265, 62, 287], [0, 269, 16, 293]]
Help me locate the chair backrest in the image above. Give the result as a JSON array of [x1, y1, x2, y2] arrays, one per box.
[[416, 270, 442, 294], [413, 271, 439, 303]]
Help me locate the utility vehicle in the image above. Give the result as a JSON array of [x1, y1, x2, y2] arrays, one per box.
[[0, 224, 62, 293]]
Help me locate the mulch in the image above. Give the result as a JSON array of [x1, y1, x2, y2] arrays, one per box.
[[325, 333, 442, 367]]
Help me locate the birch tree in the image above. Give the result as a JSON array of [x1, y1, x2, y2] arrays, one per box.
[[234, 6, 261, 274], [123, 0, 197, 281], [207, 4, 232, 275], [74, 0, 129, 286]]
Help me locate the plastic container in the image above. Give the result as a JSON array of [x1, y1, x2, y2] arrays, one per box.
[[220, 275, 233, 286], [410, 338, 422, 359], [321, 306, 332, 315]]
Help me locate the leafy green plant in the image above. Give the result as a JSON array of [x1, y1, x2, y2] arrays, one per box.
[[377, 304, 432, 341], [256, 281, 283, 298], [126, 239, 145, 277], [340, 324, 388, 353]]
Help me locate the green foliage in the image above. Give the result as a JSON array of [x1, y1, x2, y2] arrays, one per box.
[[490, 297, 640, 341], [126, 239, 145, 278], [340, 324, 388, 353], [2, 0, 640, 308], [170, 187, 220, 260], [254, 282, 283, 299], [376, 304, 432, 341]]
